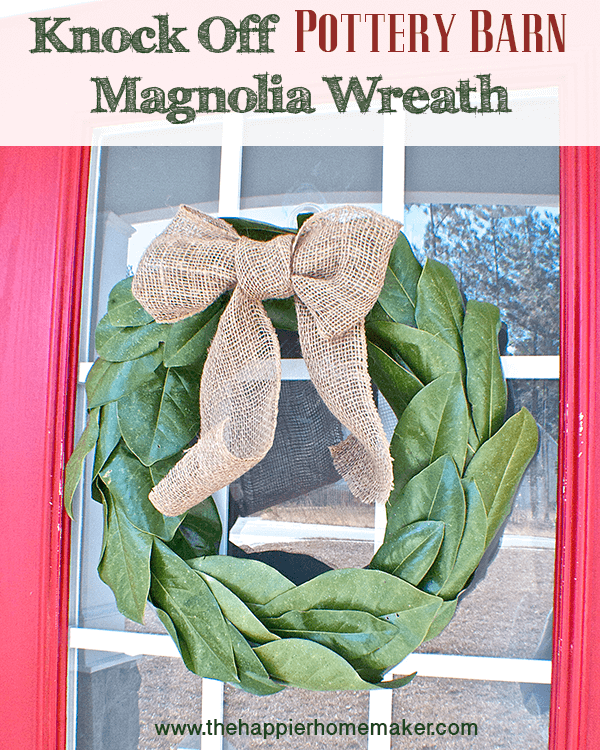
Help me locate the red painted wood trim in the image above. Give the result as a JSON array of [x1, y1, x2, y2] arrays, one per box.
[[0, 148, 90, 750], [550, 147, 600, 750]]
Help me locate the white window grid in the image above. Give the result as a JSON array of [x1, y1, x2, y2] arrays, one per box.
[[68, 109, 557, 750]]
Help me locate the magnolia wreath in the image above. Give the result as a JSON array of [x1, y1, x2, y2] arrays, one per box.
[[66, 206, 538, 694]]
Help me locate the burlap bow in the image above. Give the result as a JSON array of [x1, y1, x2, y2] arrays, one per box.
[[132, 205, 401, 516]]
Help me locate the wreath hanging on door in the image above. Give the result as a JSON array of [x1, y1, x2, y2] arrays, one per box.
[[66, 206, 537, 694]]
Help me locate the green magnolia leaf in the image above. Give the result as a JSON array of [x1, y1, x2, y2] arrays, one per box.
[[185, 499, 222, 547], [107, 276, 154, 328], [262, 609, 400, 666], [367, 342, 423, 419], [370, 520, 445, 585], [254, 568, 441, 620], [226, 623, 284, 696], [439, 480, 487, 599], [149, 452, 184, 485], [149, 540, 238, 682], [423, 599, 458, 641], [367, 321, 465, 384], [92, 401, 121, 478], [254, 639, 414, 691], [198, 573, 279, 645], [153, 603, 186, 653], [415, 258, 464, 354], [390, 374, 471, 493], [365, 301, 391, 323], [92, 475, 108, 506], [351, 600, 442, 679], [64, 406, 99, 518], [263, 298, 298, 331], [221, 217, 295, 241], [95, 315, 170, 362], [98, 494, 152, 623], [296, 212, 313, 230], [386, 456, 466, 595], [467, 420, 480, 463], [117, 367, 200, 466], [377, 232, 422, 326], [168, 498, 223, 560], [99, 444, 182, 541], [463, 300, 507, 443], [189, 557, 296, 606], [464, 408, 538, 545], [163, 298, 225, 367], [85, 349, 163, 409], [92, 478, 110, 559]]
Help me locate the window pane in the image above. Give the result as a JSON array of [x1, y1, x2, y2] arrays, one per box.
[[98, 146, 221, 221], [240, 146, 383, 226], [390, 678, 549, 748], [72, 144, 558, 750], [405, 146, 559, 204], [404, 204, 560, 355]]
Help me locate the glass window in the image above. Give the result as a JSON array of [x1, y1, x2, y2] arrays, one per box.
[[69, 129, 558, 749]]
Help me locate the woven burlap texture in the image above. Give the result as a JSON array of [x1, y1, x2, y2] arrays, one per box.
[[132, 205, 402, 516]]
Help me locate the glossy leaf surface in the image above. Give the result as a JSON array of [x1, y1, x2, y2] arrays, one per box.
[[390, 374, 470, 493], [163, 298, 225, 367], [351, 599, 442, 678], [254, 639, 414, 691], [370, 520, 444, 585], [368, 322, 464, 384], [463, 300, 507, 443], [377, 232, 422, 326], [190, 557, 296, 606], [423, 599, 458, 641], [222, 217, 295, 241], [254, 568, 441, 619], [439, 480, 488, 599], [262, 609, 399, 664], [98, 495, 152, 623], [465, 408, 538, 545], [263, 298, 298, 331], [99, 444, 182, 541], [149, 540, 237, 681], [107, 276, 154, 328], [199, 573, 279, 645], [117, 367, 200, 466], [226, 623, 283, 695], [367, 342, 423, 419], [415, 259, 464, 354], [386, 456, 466, 595], [92, 400, 121, 478], [64, 406, 99, 517], [95, 315, 169, 362], [86, 349, 163, 408]]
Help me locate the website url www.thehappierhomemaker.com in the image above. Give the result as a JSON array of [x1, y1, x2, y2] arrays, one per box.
[[154, 718, 478, 739]]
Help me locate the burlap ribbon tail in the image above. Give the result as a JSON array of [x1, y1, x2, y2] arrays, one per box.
[[132, 205, 402, 516]]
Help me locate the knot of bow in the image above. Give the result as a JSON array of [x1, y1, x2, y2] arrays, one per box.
[[132, 205, 402, 516]]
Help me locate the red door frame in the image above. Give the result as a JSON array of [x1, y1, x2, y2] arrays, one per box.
[[0, 148, 91, 750], [551, 147, 600, 747], [0, 145, 596, 750]]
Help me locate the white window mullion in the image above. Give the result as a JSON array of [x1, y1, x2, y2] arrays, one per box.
[[382, 110, 406, 222], [218, 114, 244, 216], [368, 689, 393, 750], [69, 628, 551, 684], [201, 680, 225, 750], [205, 112, 245, 741]]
